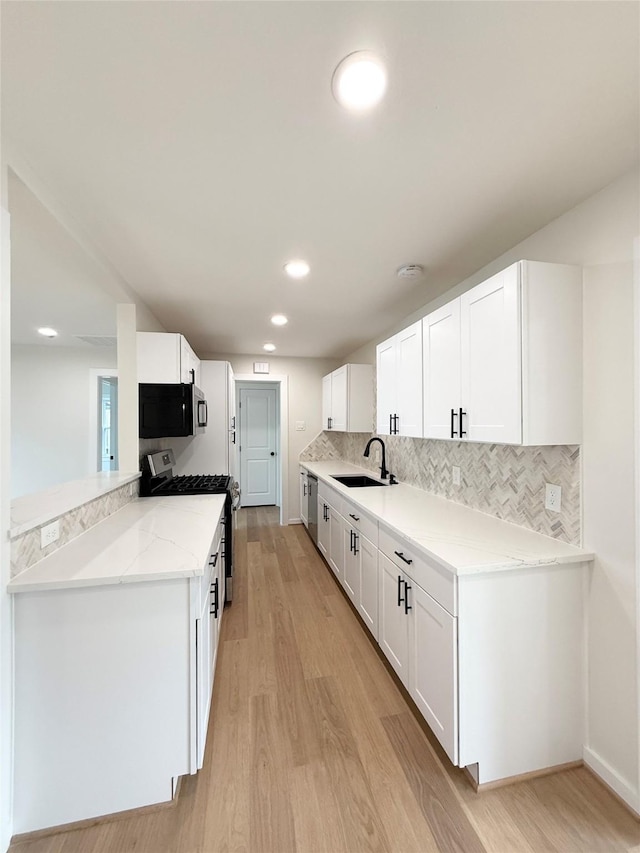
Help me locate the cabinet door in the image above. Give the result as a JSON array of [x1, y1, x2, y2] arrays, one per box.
[[343, 524, 359, 603], [317, 498, 330, 560], [137, 332, 181, 383], [460, 267, 521, 443], [330, 365, 348, 432], [376, 336, 397, 435], [196, 568, 213, 769], [322, 374, 333, 430], [328, 507, 344, 580], [409, 582, 458, 764], [227, 363, 237, 479], [423, 301, 461, 439], [300, 470, 308, 526], [396, 321, 423, 437], [378, 553, 410, 686], [359, 534, 378, 640], [180, 336, 199, 385]]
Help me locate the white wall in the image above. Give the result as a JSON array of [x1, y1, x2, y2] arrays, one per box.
[[199, 353, 341, 522], [11, 345, 118, 497], [0, 198, 14, 852], [346, 169, 640, 811]]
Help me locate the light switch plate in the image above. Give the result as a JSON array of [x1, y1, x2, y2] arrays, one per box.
[[41, 520, 60, 548]]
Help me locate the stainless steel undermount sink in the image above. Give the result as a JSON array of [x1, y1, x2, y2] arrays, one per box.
[[331, 474, 387, 488]]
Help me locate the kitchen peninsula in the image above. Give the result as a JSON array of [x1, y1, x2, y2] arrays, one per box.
[[8, 494, 226, 835]]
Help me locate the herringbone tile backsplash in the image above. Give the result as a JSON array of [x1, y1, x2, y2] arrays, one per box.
[[301, 432, 581, 545]]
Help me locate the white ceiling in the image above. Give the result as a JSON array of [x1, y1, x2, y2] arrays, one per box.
[[2, 1, 638, 359], [9, 171, 117, 348]]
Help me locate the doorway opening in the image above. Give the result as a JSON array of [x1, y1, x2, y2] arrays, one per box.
[[89, 369, 118, 473], [234, 375, 288, 524]]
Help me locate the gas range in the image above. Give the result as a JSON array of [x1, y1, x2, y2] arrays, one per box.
[[147, 472, 232, 496], [140, 449, 238, 601]]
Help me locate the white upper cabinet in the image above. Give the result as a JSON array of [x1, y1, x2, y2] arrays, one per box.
[[138, 332, 201, 386], [460, 265, 521, 443], [376, 321, 423, 437], [422, 260, 582, 445], [322, 363, 373, 433], [423, 299, 462, 440]]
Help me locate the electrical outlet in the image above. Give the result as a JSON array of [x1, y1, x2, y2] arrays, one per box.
[[40, 520, 60, 548], [545, 483, 562, 512], [452, 466, 461, 486], [295, 421, 306, 431]]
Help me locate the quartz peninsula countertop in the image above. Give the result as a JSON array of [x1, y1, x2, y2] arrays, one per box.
[[10, 471, 142, 538], [302, 460, 593, 576], [8, 494, 226, 593]]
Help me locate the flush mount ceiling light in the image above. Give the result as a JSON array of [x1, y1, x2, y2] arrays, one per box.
[[271, 314, 288, 326], [263, 343, 276, 352], [332, 51, 387, 111], [283, 260, 310, 279], [37, 327, 58, 338]]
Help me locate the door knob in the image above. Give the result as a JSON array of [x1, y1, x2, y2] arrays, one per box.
[[270, 451, 275, 456]]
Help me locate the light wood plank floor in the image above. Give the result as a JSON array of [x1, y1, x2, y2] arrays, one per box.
[[11, 506, 640, 853]]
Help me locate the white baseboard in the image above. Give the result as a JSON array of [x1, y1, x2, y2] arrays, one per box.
[[289, 517, 302, 525], [583, 745, 640, 815]]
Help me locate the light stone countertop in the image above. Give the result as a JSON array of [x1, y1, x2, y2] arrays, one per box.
[[8, 494, 226, 593], [10, 471, 142, 538], [302, 460, 594, 576]]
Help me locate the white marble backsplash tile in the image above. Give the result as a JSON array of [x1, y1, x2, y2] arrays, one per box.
[[11, 481, 139, 578], [301, 431, 581, 545]]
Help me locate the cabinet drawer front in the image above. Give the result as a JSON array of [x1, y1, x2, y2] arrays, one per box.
[[200, 527, 223, 604], [379, 527, 456, 616], [343, 502, 378, 546], [318, 482, 343, 517]]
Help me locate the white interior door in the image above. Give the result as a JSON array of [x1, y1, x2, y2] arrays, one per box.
[[239, 386, 278, 506]]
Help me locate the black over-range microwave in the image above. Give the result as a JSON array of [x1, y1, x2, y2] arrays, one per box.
[[139, 383, 208, 438]]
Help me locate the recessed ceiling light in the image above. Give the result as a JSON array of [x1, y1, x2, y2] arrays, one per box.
[[37, 327, 58, 338], [284, 260, 310, 279], [263, 343, 276, 352], [332, 51, 387, 111], [271, 314, 288, 326]]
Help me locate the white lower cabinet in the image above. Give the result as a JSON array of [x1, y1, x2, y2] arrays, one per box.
[[13, 508, 226, 835], [308, 470, 585, 786], [197, 528, 224, 769], [358, 533, 379, 640], [378, 553, 411, 684], [328, 505, 344, 580], [378, 548, 457, 764], [343, 520, 359, 602], [409, 581, 458, 764], [300, 468, 308, 527], [317, 495, 331, 560]]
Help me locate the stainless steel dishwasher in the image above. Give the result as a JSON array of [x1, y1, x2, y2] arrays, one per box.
[[307, 473, 318, 544]]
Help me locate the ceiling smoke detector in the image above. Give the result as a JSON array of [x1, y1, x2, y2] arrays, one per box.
[[396, 264, 424, 280]]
